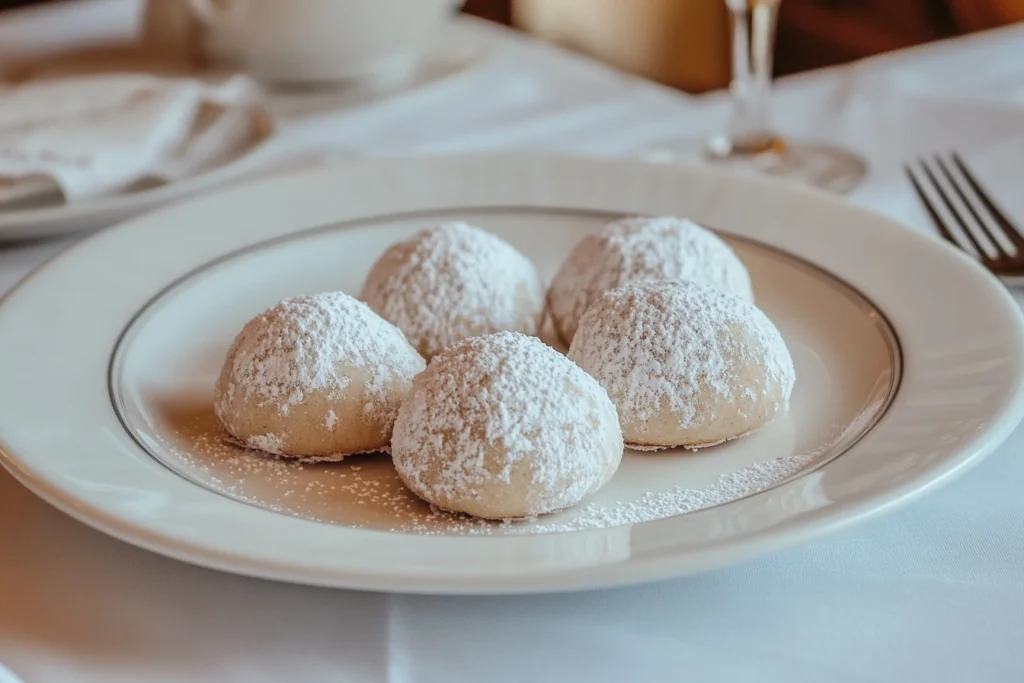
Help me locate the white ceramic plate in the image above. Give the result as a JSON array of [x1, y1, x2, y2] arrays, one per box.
[[0, 155, 1022, 595]]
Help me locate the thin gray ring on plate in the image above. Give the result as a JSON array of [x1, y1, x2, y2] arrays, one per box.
[[106, 205, 903, 530]]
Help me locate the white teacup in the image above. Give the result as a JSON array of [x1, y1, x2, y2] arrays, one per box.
[[188, 0, 464, 86]]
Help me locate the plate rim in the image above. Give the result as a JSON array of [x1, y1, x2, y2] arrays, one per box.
[[1, 152, 1022, 594]]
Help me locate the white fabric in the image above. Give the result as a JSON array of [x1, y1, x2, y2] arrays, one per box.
[[2, 2, 1024, 681], [0, 73, 262, 202]]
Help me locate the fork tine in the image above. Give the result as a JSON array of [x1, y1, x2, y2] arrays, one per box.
[[951, 153, 1024, 247], [933, 154, 1013, 259], [904, 163, 961, 249], [906, 160, 987, 258]]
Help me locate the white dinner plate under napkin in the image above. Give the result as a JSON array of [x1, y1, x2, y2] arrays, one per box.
[[0, 73, 274, 240]]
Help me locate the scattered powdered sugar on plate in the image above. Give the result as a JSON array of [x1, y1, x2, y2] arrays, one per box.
[[521, 451, 818, 534], [549, 216, 754, 343], [165, 425, 430, 525], [158, 412, 828, 535], [568, 280, 796, 429], [360, 221, 545, 359], [391, 331, 622, 518]]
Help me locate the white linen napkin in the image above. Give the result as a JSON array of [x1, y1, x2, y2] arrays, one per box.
[[0, 73, 264, 205]]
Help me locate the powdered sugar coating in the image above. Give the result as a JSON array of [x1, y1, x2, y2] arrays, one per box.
[[245, 433, 285, 455], [360, 222, 545, 359], [392, 331, 623, 519], [568, 280, 795, 449], [214, 291, 426, 458], [548, 216, 753, 343]]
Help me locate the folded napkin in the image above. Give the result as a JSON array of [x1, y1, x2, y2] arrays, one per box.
[[0, 73, 265, 206]]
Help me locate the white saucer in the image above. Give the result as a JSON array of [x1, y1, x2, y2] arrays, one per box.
[[258, 21, 490, 118], [0, 154, 1021, 594]]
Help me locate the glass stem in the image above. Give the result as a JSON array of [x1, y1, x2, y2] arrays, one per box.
[[723, 0, 780, 153]]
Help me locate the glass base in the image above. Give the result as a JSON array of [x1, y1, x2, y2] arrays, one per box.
[[642, 135, 868, 195]]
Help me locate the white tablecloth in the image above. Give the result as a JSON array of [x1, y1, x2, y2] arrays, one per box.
[[2, 3, 1024, 681]]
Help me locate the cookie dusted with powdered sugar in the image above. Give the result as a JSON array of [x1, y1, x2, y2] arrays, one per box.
[[214, 292, 425, 460], [548, 216, 753, 344], [568, 280, 794, 451], [360, 222, 545, 360], [392, 332, 623, 520]]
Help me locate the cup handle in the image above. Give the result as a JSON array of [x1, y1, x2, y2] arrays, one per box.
[[187, 0, 249, 26]]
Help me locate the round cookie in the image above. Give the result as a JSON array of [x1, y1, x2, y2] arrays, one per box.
[[567, 280, 795, 451], [392, 331, 623, 519], [548, 216, 753, 344], [214, 291, 426, 460], [360, 221, 545, 360]]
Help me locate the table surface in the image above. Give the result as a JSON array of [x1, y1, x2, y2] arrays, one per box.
[[2, 2, 1024, 682]]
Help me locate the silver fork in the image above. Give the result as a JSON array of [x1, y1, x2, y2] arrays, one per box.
[[904, 152, 1024, 275]]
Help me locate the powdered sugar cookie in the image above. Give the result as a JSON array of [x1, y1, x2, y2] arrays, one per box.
[[214, 292, 425, 460], [568, 280, 794, 451], [548, 216, 753, 344], [392, 331, 623, 519], [360, 222, 545, 360]]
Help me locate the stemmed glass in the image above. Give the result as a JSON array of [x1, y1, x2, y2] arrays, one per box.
[[645, 0, 867, 194]]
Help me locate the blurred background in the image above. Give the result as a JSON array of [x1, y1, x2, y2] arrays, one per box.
[[1, 0, 1020, 92], [464, 0, 1022, 92]]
